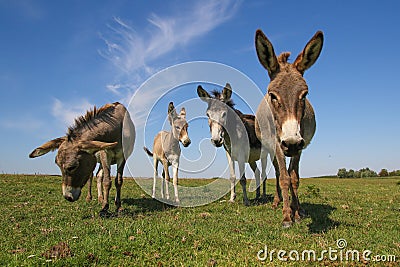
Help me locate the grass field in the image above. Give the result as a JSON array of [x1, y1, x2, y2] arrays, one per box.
[[0, 174, 399, 266]]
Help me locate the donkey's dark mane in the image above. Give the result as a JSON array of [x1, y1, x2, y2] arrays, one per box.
[[211, 90, 235, 108], [67, 102, 119, 141]]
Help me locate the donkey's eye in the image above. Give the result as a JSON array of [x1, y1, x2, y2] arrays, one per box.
[[269, 93, 280, 107], [67, 165, 78, 173], [300, 91, 308, 100], [270, 93, 278, 101]]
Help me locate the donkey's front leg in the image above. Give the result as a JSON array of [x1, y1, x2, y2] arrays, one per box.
[[226, 151, 236, 202], [99, 151, 111, 214], [272, 157, 282, 208], [86, 172, 93, 202], [275, 148, 292, 228], [172, 161, 180, 204], [289, 153, 303, 223], [239, 161, 250, 206], [162, 161, 170, 200], [152, 158, 158, 199]]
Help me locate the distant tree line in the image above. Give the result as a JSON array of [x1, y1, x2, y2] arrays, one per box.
[[337, 168, 400, 178]]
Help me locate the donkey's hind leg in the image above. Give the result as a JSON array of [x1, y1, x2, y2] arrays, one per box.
[[249, 161, 261, 200], [96, 166, 104, 204], [260, 148, 269, 200], [239, 161, 250, 206], [226, 151, 236, 202]]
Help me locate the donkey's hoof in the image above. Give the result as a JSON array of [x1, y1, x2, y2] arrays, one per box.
[[282, 221, 293, 228], [228, 199, 235, 203], [86, 196, 92, 202], [299, 209, 308, 218], [243, 200, 250, 206], [99, 209, 111, 218]]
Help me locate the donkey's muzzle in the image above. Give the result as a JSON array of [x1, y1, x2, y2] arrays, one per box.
[[62, 184, 81, 202], [211, 138, 223, 147], [281, 138, 305, 156], [182, 139, 191, 147]]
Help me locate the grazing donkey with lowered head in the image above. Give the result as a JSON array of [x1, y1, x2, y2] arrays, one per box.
[[143, 102, 191, 204], [29, 102, 135, 213], [255, 29, 323, 227], [197, 83, 267, 206]]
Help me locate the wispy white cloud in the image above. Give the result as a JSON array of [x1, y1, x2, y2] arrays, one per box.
[[106, 83, 122, 95], [99, 0, 240, 95], [51, 98, 94, 128]]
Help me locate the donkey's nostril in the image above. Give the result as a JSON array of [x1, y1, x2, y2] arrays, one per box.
[[211, 138, 223, 147], [184, 139, 191, 147], [64, 195, 74, 202], [281, 140, 288, 149], [298, 139, 305, 149]]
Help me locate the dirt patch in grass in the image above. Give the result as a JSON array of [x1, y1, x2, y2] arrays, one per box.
[[42, 242, 72, 259]]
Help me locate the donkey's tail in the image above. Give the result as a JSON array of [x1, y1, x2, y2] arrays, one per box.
[[143, 146, 153, 157]]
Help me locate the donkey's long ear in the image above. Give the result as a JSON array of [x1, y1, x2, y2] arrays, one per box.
[[78, 141, 118, 154], [29, 136, 67, 158], [222, 83, 232, 101], [255, 29, 279, 78], [197, 85, 211, 102], [294, 31, 324, 75], [179, 107, 186, 119], [168, 102, 178, 124]]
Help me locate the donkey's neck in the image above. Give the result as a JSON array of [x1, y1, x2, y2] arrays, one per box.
[[223, 111, 248, 156], [165, 129, 180, 151]]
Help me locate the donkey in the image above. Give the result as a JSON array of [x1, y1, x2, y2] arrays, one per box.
[[254, 29, 323, 227], [197, 83, 267, 206], [29, 102, 135, 213], [143, 102, 191, 204]]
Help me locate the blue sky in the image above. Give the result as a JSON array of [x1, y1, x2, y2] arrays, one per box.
[[1, 0, 399, 178]]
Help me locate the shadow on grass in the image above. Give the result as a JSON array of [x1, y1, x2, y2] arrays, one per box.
[[123, 197, 176, 213], [302, 202, 341, 233], [248, 194, 275, 206], [82, 197, 175, 219]]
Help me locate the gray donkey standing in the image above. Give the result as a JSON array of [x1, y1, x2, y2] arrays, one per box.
[[197, 83, 268, 206]]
